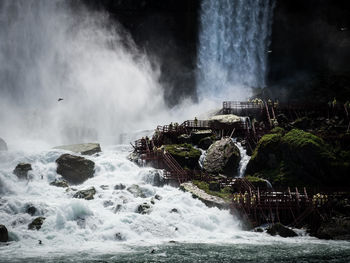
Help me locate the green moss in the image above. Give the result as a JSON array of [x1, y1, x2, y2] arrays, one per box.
[[246, 128, 338, 188], [249, 133, 282, 165], [165, 143, 201, 159], [270, 127, 285, 135], [245, 176, 266, 183], [192, 180, 232, 202], [164, 143, 201, 169]]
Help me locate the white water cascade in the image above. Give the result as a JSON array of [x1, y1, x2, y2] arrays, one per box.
[[197, 0, 275, 100]]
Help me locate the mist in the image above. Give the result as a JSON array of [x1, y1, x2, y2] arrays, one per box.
[[0, 0, 172, 149]]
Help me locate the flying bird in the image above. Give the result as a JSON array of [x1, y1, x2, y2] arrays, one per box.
[[58, 98, 64, 102]]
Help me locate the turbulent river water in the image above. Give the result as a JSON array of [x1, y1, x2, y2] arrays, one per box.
[[1, 145, 349, 262]]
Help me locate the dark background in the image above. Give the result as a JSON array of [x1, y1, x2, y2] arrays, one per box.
[[82, 0, 350, 104]]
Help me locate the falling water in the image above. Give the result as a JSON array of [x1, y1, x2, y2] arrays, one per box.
[[197, 0, 275, 99]]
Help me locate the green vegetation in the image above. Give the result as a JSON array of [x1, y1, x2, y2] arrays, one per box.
[[246, 128, 339, 188], [165, 143, 201, 169], [192, 180, 232, 202]]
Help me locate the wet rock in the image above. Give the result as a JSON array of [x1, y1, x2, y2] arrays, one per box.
[[190, 130, 213, 145], [154, 194, 162, 200], [114, 184, 126, 190], [149, 171, 165, 187], [115, 232, 125, 241], [103, 200, 114, 207], [50, 179, 69, 188], [100, 185, 109, 190], [76, 217, 86, 228], [203, 138, 240, 176], [53, 143, 101, 155], [127, 152, 141, 164], [208, 182, 221, 192], [198, 137, 213, 150], [137, 203, 151, 214], [177, 134, 191, 144], [127, 184, 146, 198], [28, 217, 46, 230], [267, 223, 298, 237], [114, 204, 122, 213], [0, 225, 8, 242], [0, 137, 8, 151], [56, 154, 95, 185], [170, 208, 178, 213], [73, 187, 96, 200], [25, 205, 37, 216], [314, 216, 350, 240], [13, 163, 32, 180]]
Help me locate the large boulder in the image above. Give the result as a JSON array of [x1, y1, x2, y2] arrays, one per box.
[[0, 225, 8, 242], [13, 163, 32, 180], [28, 217, 45, 230], [73, 187, 96, 200], [164, 143, 201, 169], [54, 143, 101, 155], [246, 128, 336, 187], [56, 154, 95, 185], [267, 223, 298, 237], [0, 137, 7, 151], [203, 138, 240, 176], [314, 217, 350, 240]]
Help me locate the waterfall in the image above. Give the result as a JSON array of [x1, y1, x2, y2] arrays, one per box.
[[197, 0, 275, 100]]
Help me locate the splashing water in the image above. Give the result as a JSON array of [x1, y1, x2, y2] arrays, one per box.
[[197, 0, 275, 100], [0, 0, 169, 148]]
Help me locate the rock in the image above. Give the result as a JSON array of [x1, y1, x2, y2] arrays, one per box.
[[170, 208, 178, 213], [209, 114, 241, 124], [154, 194, 162, 200], [100, 185, 109, 190], [114, 184, 126, 190], [28, 217, 46, 230], [314, 217, 350, 240], [115, 232, 125, 241], [198, 137, 213, 150], [177, 134, 191, 144], [114, 204, 122, 213], [127, 184, 146, 198], [151, 171, 165, 187], [190, 130, 213, 145], [103, 200, 114, 207], [0, 225, 8, 242], [56, 154, 95, 185], [13, 163, 32, 180], [127, 152, 141, 164], [73, 187, 96, 200], [164, 143, 201, 169], [50, 179, 69, 188], [137, 203, 151, 214], [208, 182, 221, 192], [266, 223, 298, 237], [25, 205, 37, 216], [246, 129, 335, 187], [203, 138, 240, 176], [0, 137, 8, 151], [53, 143, 101, 155], [180, 182, 228, 209]]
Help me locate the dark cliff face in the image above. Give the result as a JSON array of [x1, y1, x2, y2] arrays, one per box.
[[81, 0, 350, 103], [267, 0, 350, 100], [82, 0, 200, 106]]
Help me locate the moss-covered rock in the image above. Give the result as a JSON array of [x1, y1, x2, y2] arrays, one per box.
[[246, 129, 336, 187], [165, 143, 201, 169], [203, 138, 240, 176]]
